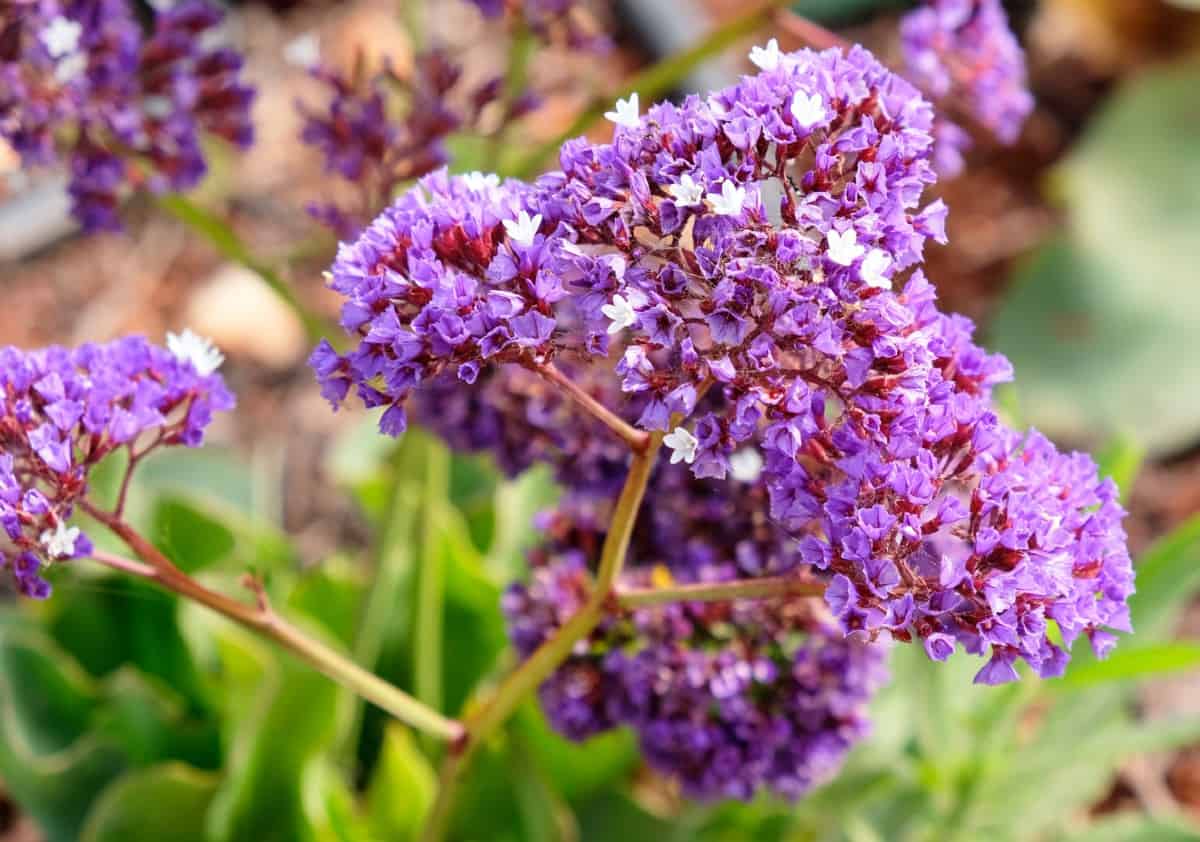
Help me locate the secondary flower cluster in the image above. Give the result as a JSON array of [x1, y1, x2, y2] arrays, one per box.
[[0, 0, 254, 230], [0, 333, 234, 598], [314, 39, 1131, 741], [298, 49, 503, 238], [466, 0, 610, 52], [504, 465, 888, 800], [899, 0, 1034, 174]]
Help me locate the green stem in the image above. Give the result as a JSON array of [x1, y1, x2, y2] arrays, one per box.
[[617, 575, 825, 608], [155, 194, 331, 344], [419, 433, 665, 842], [534, 363, 649, 452], [415, 444, 451, 743], [513, 0, 795, 179], [84, 502, 463, 743]]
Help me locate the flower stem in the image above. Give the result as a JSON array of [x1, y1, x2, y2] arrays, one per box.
[[419, 432, 665, 842], [83, 503, 463, 743], [617, 575, 825, 608], [534, 362, 650, 452]]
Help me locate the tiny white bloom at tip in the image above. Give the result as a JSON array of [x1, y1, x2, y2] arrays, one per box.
[[664, 427, 699, 465], [790, 90, 828, 130], [604, 93, 640, 129], [503, 210, 542, 247], [600, 294, 637, 335], [462, 171, 500, 192], [54, 52, 87, 83], [826, 228, 865, 267], [729, 448, 764, 483], [707, 180, 746, 216], [40, 522, 80, 559], [748, 38, 782, 72], [860, 249, 893, 289], [283, 32, 320, 69], [667, 173, 704, 206], [167, 328, 225, 376], [41, 16, 82, 59]]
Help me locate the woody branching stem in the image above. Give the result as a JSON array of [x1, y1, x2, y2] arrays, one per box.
[[534, 362, 651, 451], [617, 575, 826, 608], [82, 501, 463, 743]]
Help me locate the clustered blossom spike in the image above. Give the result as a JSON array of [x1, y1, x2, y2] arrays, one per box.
[[466, 0, 610, 52], [899, 0, 1034, 175], [0, 335, 235, 598], [297, 49, 499, 238], [315, 42, 1132, 710], [0, 0, 255, 231], [504, 463, 888, 800]]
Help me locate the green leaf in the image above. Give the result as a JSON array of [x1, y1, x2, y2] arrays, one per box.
[[80, 763, 218, 842], [1058, 814, 1200, 842], [1130, 513, 1200, 640], [991, 63, 1200, 455], [151, 496, 237, 573], [1054, 642, 1200, 689], [367, 726, 437, 840], [512, 702, 639, 804], [1095, 433, 1144, 504]]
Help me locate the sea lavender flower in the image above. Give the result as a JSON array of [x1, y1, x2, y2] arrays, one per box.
[[314, 43, 1134, 684], [504, 471, 887, 799], [465, 0, 610, 52], [0, 0, 254, 231], [900, 0, 1033, 174], [0, 334, 235, 597], [297, 49, 485, 238]]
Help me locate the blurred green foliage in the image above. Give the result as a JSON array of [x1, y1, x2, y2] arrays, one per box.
[[0, 421, 1199, 841]]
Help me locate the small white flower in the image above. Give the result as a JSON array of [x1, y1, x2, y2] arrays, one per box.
[[748, 38, 782, 72], [707, 180, 746, 216], [790, 90, 828, 130], [664, 426, 699, 465], [41, 16, 82, 59], [600, 294, 637, 335], [462, 171, 501, 192], [167, 328, 225, 376], [604, 93, 640, 129], [54, 52, 87, 83], [503, 210, 542, 247], [667, 173, 704, 206], [40, 521, 80, 559], [283, 32, 320, 68], [860, 249, 893, 289], [826, 228, 865, 267], [729, 448, 764, 483]]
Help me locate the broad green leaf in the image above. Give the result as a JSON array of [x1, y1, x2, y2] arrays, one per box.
[[992, 63, 1200, 454], [512, 702, 639, 804], [1054, 642, 1200, 689], [151, 496, 237, 574], [574, 791, 674, 842], [367, 726, 437, 840], [1130, 513, 1200, 640], [1058, 814, 1200, 842], [1095, 433, 1145, 504], [79, 763, 218, 842]]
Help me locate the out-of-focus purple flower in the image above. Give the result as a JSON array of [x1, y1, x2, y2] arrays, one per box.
[[0, 0, 255, 231], [0, 334, 235, 597], [465, 0, 610, 52], [900, 0, 1033, 171], [314, 43, 1134, 684], [504, 470, 888, 799]]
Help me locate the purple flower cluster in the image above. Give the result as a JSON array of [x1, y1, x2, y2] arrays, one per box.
[[0, 0, 254, 231], [314, 42, 1132, 695], [466, 0, 610, 52], [504, 469, 887, 799], [900, 0, 1034, 174], [297, 50, 490, 238], [0, 334, 234, 598]]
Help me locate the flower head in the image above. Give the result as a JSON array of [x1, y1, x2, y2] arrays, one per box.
[[167, 329, 225, 376], [664, 427, 699, 465], [748, 38, 782, 71], [604, 93, 639, 128]]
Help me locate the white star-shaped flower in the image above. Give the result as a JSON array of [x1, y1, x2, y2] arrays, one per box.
[[40, 521, 80, 559], [600, 294, 637, 335], [604, 93, 640, 129], [826, 229, 865, 267], [707, 180, 746, 216], [167, 328, 225, 376], [748, 38, 782, 71], [664, 426, 699, 465], [462, 171, 500, 191], [54, 52, 87, 82], [790, 90, 828, 130], [41, 17, 82, 59], [729, 448, 764, 483], [667, 174, 704, 206], [503, 210, 542, 247], [860, 249, 893, 289]]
